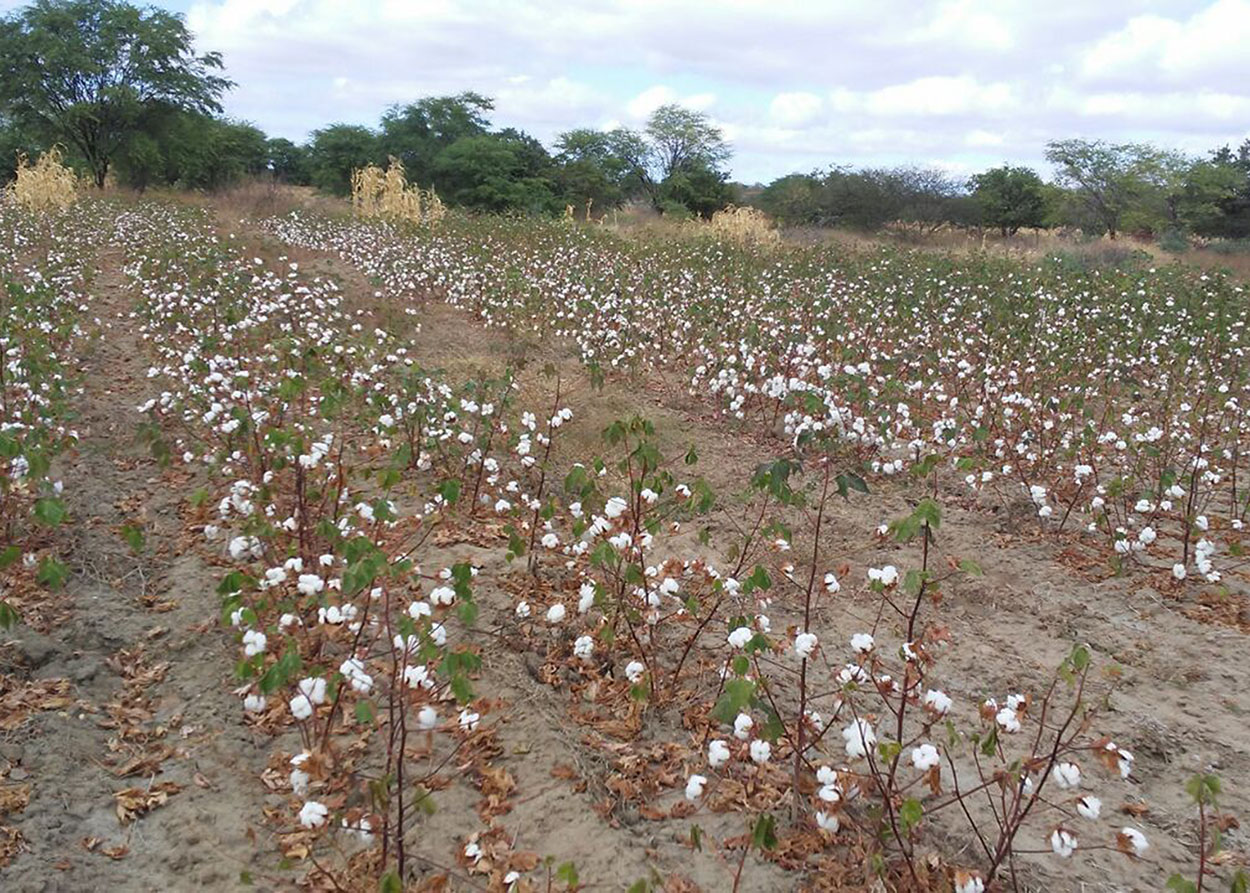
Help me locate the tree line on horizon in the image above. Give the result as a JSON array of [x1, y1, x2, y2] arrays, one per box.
[[2, 0, 1249, 246]]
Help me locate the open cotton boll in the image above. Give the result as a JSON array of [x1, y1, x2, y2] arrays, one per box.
[[298, 800, 329, 828], [707, 739, 730, 768], [684, 774, 706, 800]]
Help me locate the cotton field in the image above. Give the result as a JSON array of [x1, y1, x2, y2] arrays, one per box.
[[2, 195, 1247, 892]]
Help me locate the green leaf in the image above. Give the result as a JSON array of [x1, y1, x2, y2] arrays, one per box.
[[36, 556, 68, 589], [751, 813, 777, 851], [379, 872, 402, 893], [0, 600, 19, 630], [958, 558, 983, 576], [1165, 875, 1197, 893], [556, 861, 580, 886], [33, 497, 66, 526], [355, 699, 376, 725], [0, 545, 20, 569], [899, 797, 923, 832]]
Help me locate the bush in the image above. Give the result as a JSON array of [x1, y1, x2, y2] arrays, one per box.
[[1158, 228, 1190, 254]]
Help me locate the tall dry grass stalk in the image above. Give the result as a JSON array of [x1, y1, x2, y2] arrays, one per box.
[[6, 147, 79, 212], [706, 205, 779, 245], [350, 157, 445, 227]]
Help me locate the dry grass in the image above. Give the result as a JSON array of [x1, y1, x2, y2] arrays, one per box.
[[5, 148, 78, 212], [707, 204, 779, 245], [350, 157, 445, 227]]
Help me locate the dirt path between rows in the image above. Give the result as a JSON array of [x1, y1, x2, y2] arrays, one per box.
[[3, 249, 277, 892]]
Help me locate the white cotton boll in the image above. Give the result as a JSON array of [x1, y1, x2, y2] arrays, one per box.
[[708, 739, 730, 768], [541, 532, 559, 549], [924, 689, 952, 715], [625, 660, 646, 683], [545, 603, 566, 624], [685, 773, 707, 800], [1119, 827, 1148, 856], [1051, 762, 1081, 789], [733, 712, 754, 740], [429, 585, 455, 606], [418, 705, 438, 729], [298, 677, 328, 705], [995, 707, 1021, 733], [1172, 563, 1187, 580], [289, 753, 311, 795], [297, 574, 325, 596], [911, 743, 940, 771], [867, 565, 898, 587], [577, 583, 596, 613], [842, 719, 876, 759], [1076, 795, 1101, 820], [1137, 526, 1156, 546], [749, 740, 771, 764], [794, 632, 818, 659], [404, 665, 431, 689], [1050, 828, 1077, 858], [458, 709, 480, 731], [573, 635, 594, 660], [242, 629, 267, 657], [299, 800, 329, 828], [815, 811, 839, 833], [604, 496, 628, 519], [289, 694, 314, 721], [727, 626, 753, 649], [243, 694, 266, 713], [850, 633, 875, 654], [823, 573, 840, 594], [515, 600, 531, 619]]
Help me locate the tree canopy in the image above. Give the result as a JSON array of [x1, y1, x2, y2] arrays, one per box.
[[0, 0, 232, 186]]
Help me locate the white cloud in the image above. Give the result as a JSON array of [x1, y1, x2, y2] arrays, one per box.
[[1081, 0, 1250, 84], [162, 0, 1250, 183], [830, 77, 1016, 117], [769, 92, 824, 127]]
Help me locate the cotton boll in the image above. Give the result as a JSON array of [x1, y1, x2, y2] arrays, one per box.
[[1050, 828, 1077, 858], [749, 740, 771, 764], [684, 774, 707, 800], [911, 743, 940, 771], [1051, 762, 1081, 789], [299, 800, 329, 828], [707, 739, 730, 768]]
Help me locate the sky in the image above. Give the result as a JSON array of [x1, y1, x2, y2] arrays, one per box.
[[6, 0, 1250, 183]]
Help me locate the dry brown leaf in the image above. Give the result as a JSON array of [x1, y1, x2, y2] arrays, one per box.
[[114, 781, 182, 824]]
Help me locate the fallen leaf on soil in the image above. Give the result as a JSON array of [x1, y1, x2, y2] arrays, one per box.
[[114, 781, 182, 824], [0, 784, 30, 815]]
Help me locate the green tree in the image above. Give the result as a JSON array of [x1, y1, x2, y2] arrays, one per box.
[[756, 173, 823, 226], [553, 127, 649, 210], [266, 137, 310, 185], [307, 124, 378, 195], [433, 133, 557, 214], [645, 104, 731, 183], [0, 0, 232, 187], [1044, 139, 1174, 238], [656, 157, 733, 218], [969, 165, 1047, 236], [1183, 146, 1250, 238], [379, 92, 493, 186]]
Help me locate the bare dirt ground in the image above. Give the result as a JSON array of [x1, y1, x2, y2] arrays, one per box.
[[1, 203, 1247, 891]]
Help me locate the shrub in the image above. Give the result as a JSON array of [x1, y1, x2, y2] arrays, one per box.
[[6, 147, 78, 212], [350, 156, 445, 226]]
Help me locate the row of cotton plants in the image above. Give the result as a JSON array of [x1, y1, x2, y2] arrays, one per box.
[[261, 212, 1249, 589], [0, 198, 109, 624]]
